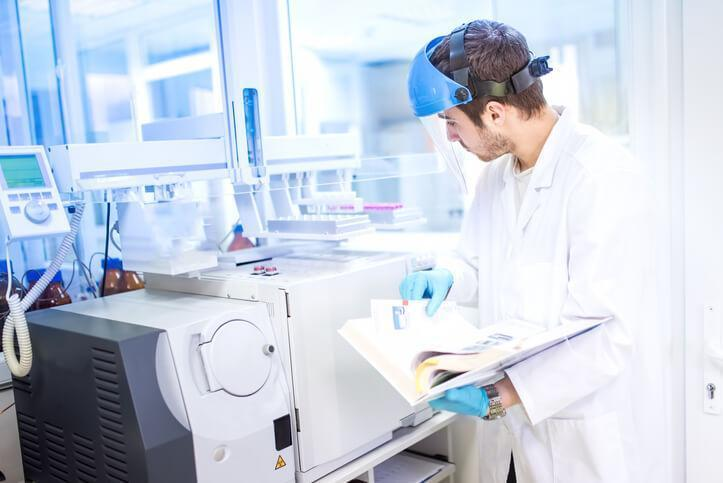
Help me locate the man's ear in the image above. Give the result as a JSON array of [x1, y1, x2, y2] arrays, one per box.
[[485, 101, 506, 125]]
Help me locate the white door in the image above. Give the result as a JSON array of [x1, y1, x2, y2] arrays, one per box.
[[682, 1, 723, 481]]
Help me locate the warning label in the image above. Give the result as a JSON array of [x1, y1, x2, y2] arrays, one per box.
[[275, 455, 286, 470]]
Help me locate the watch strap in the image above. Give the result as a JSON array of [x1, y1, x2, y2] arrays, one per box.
[[482, 384, 506, 420]]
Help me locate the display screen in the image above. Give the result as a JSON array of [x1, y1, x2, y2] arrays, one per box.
[[0, 154, 47, 188]]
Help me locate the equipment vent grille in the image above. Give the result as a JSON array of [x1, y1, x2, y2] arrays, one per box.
[[16, 411, 42, 473], [91, 347, 129, 482], [12, 374, 32, 394], [44, 421, 69, 482], [72, 433, 98, 482]]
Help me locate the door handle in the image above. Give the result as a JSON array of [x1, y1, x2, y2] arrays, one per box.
[[704, 305, 722, 414]]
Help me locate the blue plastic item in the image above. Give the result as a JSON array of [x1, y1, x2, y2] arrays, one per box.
[[243, 88, 264, 176], [398, 268, 453, 316], [429, 385, 490, 418], [102, 257, 124, 271], [26, 268, 63, 285], [407, 36, 473, 117]]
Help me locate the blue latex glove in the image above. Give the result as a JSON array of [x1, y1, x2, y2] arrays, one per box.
[[429, 385, 490, 418], [398, 268, 453, 316]]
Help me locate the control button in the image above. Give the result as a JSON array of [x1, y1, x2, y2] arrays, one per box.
[[10, 206, 21, 214], [8, 194, 19, 201], [24, 201, 50, 224], [48, 203, 58, 211], [42, 192, 52, 199], [31, 192, 41, 199], [263, 266, 279, 276], [19, 193, 30, 200], [251, 265, 266, 275]]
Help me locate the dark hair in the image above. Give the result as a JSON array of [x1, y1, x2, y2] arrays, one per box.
[[429, 19, 547, 126]]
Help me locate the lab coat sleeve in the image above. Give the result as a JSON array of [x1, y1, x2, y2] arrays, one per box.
[[505, 163, 648, 425]]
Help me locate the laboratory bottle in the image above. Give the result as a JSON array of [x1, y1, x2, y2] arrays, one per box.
[[228, 224, 255, 251], [26, 269, 72, 310], [102, 258, 124, 296], [121, 268, 145, 292], [0, 260, 25, 312]]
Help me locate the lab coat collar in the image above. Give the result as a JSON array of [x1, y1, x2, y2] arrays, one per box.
[[502, 106, 574, 189], [503, 106, 574, 236]]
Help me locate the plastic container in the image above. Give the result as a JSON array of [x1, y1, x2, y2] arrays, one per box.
[[228, 224, 255, 251], [26, 269, 72, 310]]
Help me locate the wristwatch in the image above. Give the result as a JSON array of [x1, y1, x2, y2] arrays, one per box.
[[482, 384, 506, 420]]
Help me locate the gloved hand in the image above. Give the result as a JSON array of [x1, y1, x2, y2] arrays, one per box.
[[429, 385, 490, 418], [398, 268, 453, 316]]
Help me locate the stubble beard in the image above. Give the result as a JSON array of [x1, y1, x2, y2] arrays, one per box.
[[473, 127, 514, 162]]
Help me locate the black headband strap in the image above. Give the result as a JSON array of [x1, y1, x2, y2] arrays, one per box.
[[445, 22, 552, 100], [449, 24, 469, 87]]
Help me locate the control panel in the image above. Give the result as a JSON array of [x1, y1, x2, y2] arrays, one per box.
[[0, 146, 69, 240]]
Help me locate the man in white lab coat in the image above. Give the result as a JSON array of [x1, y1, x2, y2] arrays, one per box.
[[401, 20, 667, 483]]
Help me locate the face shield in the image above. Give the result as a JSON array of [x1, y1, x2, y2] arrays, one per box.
[[407, 24, 553, 194], [408, 36, 474, 194], [418, 114, 471, 194]]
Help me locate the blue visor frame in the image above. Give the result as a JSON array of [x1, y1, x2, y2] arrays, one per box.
[[408, 30, 552, 118], [407, 36, 472, 117]]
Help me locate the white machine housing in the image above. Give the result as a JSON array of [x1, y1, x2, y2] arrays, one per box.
[[146, 247, 431, 482], [46, 139, 228, 193]]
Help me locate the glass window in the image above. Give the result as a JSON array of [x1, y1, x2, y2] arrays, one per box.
[[10, 0, 66, 146], [0, 1, 22, 146], [493, 0, 627, 137], [67, 0, 222, 142], [288, 2, 480, 231], [287, 1, 628, 230]]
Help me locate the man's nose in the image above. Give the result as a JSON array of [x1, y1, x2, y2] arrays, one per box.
[[446, 124, 460, 142]]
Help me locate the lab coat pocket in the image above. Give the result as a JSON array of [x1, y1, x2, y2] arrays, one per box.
[[547, 412, 628, 483]]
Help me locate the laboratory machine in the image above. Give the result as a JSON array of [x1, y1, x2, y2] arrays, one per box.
[[0, 146, 69, 241], [13, 290, 294, 482], [145, 247, 434, 482], [1, 11, 437, 480], [0, 146, 73, 482], [0, 127, 439, 483]]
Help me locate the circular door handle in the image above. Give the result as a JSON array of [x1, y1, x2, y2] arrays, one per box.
[[201, 320, 272, 396]]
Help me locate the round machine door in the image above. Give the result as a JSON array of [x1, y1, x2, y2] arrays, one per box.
[[201, 319, 273, 396]]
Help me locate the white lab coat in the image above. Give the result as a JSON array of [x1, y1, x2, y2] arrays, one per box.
[[442, 107, 667, 483]]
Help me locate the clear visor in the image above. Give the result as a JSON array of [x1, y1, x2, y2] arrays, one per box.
[[419, 115, 470, 194]]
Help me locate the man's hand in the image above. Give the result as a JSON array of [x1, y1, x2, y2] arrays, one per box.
[[429, 385, 490, 418], [429, 378, 521, 418], [399, 268, 454, 316]]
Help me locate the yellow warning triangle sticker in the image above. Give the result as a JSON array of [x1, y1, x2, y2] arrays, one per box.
[[275, 455, 286, 470]]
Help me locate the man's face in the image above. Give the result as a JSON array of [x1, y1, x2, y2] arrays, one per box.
[[439, 107, 513, 162]]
